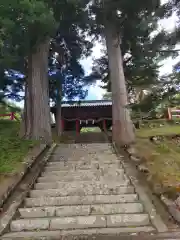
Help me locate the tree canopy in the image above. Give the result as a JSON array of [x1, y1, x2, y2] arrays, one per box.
[[0, 0, 92, 102], [89, 0, 177, 93], [0, 0, 179, 144]]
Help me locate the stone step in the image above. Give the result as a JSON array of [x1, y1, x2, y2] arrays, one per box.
[[47, 160, 121, 165], [10, 214, 150, 232], [34, 180, 130, 190], [37, 174, 126, 183], [52, 143, 111, 149], [40, 172, 126, 182], [43, 165, 124, 173], [49, 154, 119, 162], [41, 170, 101, 180], [1, 226, 156, 239], [44, 163, 122, 171], [25, 194, 139, 207], [19, 203, 144, 218], [47, 159, 121, 164], [44, 165, 77, 171], [50, 155, 119, 162], [38, 175, 100, 182], [30, 185, 134, 198], [41, 168, 125, 177]]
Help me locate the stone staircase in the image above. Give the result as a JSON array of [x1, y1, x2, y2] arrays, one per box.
[[2, 143, 158, 239], [76, 132, 108, 143]]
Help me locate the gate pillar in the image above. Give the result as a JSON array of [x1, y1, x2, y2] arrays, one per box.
[[103, 119, 107, 132], [61, 119, 64, 132], [76, 120, 80, 134]]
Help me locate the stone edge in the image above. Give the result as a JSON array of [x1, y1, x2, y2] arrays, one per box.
[[0, 144, 47, 208], [111, 142, 168, 233], [0, 143, 57, 236]]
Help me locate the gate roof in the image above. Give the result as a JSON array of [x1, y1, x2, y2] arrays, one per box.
[[61, 100, 112, 108], [51, 100, 112, 120]]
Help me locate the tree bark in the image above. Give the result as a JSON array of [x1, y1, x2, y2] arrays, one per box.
[[104, 23, 135, 146], [21, 39, 52, 144], [30, 39, 52, 144]]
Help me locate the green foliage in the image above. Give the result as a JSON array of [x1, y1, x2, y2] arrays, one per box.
[[0, 0, 57, 75], [102, 92, 112, 100], [88, 0, 177, 94], [0, 0, 93, 104], [130, 68, 180, 119], [0, 0, 56, 50], [81, 127, 101, 133], [0, 0, 179, 122], [0, 120, 37, 173], [136, 124, 180, 138]]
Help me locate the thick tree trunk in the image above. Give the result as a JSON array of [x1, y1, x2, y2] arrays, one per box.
[[29, 39, 52, 144], [104, 23, 135, 146], [20, 41, 52, 145]]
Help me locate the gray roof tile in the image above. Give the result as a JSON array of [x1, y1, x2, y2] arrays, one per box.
[[61, 100, 112, 107]]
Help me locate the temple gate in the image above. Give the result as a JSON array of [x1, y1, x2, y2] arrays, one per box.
[[51, 100, 112, 134]]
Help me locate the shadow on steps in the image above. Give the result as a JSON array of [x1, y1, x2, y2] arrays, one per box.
[[75, 132, 108, 143]]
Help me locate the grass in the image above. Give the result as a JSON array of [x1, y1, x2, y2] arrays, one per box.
[[0, 120, 37, 174], [81, 127, 101, 133], [135, 125, 180, 198], [136, 125, 180, 138]]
